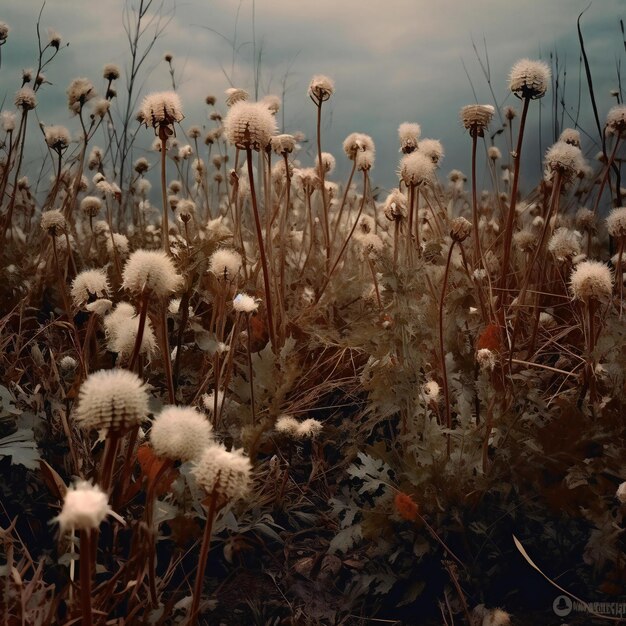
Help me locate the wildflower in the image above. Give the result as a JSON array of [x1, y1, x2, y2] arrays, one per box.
[[122, 249, 182, 296], [358, 232, 384, 259], [399, 151, 435, 187], [150, 406, 213, 462], [187, 125, 201, 139], [47, 29, 62, 49], [233, 293, 259, 313], [356, 148, 375, 171], [44, 125, 70, 153], [192, 443, 251, 502], [548, 228, 582, 263], [508, 58, 551, 99], [398, 122, 421, 153], [103, 63, 120, 81], [544, 141, 583, 183], [107, 233, 129, 258], [225, 87, 249, 107], [460, 104, 495, 137], [107, 314, 156, 359], [41, 209, 66, 236], [67, 78, 96, 113], [606, 105, 626, 137], [0, 22, 9, 43], [606, 207, 626, 238], [318, 152, 336, 175], [569, 260, 613, 302], [139, 91, 184, 135], [15, 87, 37, 110], [383, 189, 407, 222], [71, 269, 110, 308], [616, 482, 626, 504], [209, 248, 242, 282], [575, 207, 595, 232], [223, 101, 277, 151], [1, 111, 16, 132], [419, 139, 444, 165], [53, 481, 115, 533], [86, 299, 112, 316], [343, 132, 374, 160], [476, 348, 497, 371], [177, 144, 192, 160], [422, 380, 440, 403], [450, 216, 472, 242], [75, 369, 149, 433], [175, 199, 196, 224], [92, 98, 110, 117], [488, 146, 501, 160], [275, 415, 322, 439], [394, 492, 419, 522], [80, 196, 102, 218], [271, 134, 296, 156], [559, 128, 581, 147], [308, 74, 334, 104]]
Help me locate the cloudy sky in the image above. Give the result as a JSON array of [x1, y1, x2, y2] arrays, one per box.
[[1, 0, 624, 191]]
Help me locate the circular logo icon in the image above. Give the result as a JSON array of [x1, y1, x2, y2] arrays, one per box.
[[553, 595, 573, 617]]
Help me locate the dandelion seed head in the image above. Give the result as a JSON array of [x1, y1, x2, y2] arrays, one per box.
[[151, 406, 213, 462], [343, 132, 375, 160], [0, 22, 9, 43], [192, 443, 252, 501], [76, 369, 149, 433], [175, 199, 196, 223], [103, 63, 120, 81], [488, 146, 501, 160], [15, 87, 37, 110], [570, 260, 613, 301], [398, 122, 421, 153], [71, 269, 110, 309], [616, 482, 626, 504], [202, 390, 225, 414], [223, 101, 277, 150], [271, 133, 296, 156], [544, 141, 583, 182], [559, 127, 581, 147], [44, 125, 70, 152], [383, 188, 407, 221], [308, 74, 334, 103], [399, 151, 435, 186], [606, 105, 626, 137], [450, 216, 472, 242], [1, 111, 16, 132], [40, 209, 66, 236], [107, 233, 129, 258], [209, 248, 242, 282], [122, 249, 182, 296], [575, 207, 595, 231], [419, 138, 444, 165], [261, 94, 281, 114], [233, 293, 259, 313], [67, 78, 96, 113], [606, 207, 626, 238], [476, 348, 497, 371], [460, 104, 494, 135], [423, 380, 440, 402], [509, 58, 551, 99], [139, 91, 184, 131], [548, 227, 582, 263], [54, 481, 113, 533]]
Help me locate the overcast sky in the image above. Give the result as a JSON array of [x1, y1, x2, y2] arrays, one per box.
[[1, 0, 624, 192]]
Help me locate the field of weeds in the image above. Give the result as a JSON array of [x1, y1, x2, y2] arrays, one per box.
[[0, 4, 625, 625]]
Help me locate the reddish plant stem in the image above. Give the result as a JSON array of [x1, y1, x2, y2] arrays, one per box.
[[79, 529, 94, 626]]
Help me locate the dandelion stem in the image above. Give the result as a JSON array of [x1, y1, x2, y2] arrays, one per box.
[[79, 529, 94, 626]]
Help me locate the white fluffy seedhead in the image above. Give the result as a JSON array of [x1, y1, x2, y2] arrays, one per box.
[[399, 151, 435, 187], [460, 104, 495, 135], [150, 405, 213, 462], [54, 480, 114, 533], [223, 101, 277, 151], [308, 74, 334, 103], [544, 141, 583, 182], [71, 269, 110, 309], [75, 369, 149, 433], [607, 105, 626, 137], [122, 249, 182, 297], [398, 122, 421, 153], [418, 138, 444, 165], [508, 58, 550, 99], [41, 209, 66, 236], [192, 443, 252, 501], [233, 293, 259, 313], [139, 91, 184, 131], [209, 248, 242, 282], [606, 207, 626, 238], [569, 260, 613, 302]]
